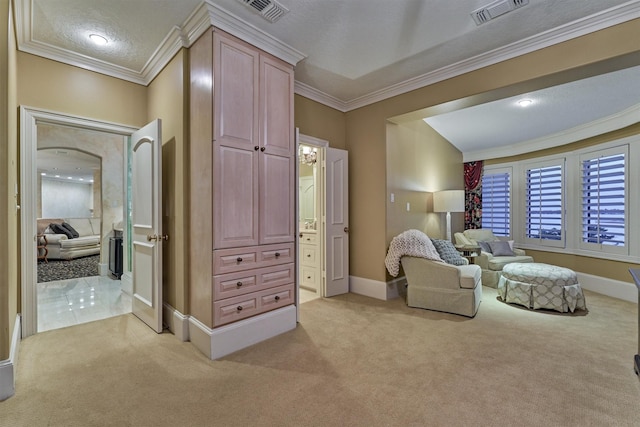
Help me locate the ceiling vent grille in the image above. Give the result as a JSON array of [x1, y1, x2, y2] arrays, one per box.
[[471, 0, 529, 25], [239, 0, 289, 23]]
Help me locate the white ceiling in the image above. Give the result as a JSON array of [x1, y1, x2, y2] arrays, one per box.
[[16, 0, 640, 162]]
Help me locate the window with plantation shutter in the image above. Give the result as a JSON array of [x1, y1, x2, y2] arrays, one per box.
[[580, 146, 627, 254], [524, 160, 564, 247], [481, 169, 511, 237]]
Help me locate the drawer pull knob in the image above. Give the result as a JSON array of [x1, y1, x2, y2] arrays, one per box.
[[260, 146, 266, 152], [236, 257, 243, 263], [307, 254, 311, 257], [237, 306, 243, 312], [306, 238, 310, 241], [254, 146, 259, 151], [275, 252, 280, 257], [307, 276, 311, 279], [236, 281, 243, 287], [275, 295, 280, 301]]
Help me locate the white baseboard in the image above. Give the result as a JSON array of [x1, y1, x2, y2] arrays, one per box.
[[0, 315, 21, 401], [577, 272, 638, 303], [120, 272, 133, 295], [188, 305, 297, 359], [98, 262, 109, 276], [349, 275, 405, 300], [162, 303, 190, 342]]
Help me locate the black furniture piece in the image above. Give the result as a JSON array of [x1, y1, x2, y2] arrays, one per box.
[[629, 269, 640, 378], [109, 234, 123, 279]]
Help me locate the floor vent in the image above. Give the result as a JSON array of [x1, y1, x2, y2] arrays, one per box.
[[239, 0, 289, 23], [471, 0, 529, 25]]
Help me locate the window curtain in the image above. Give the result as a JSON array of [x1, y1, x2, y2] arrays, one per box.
[[464, 161, 483, 229]]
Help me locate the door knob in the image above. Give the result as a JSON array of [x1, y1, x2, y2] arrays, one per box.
[[147, 234, 169, 242], [344, 227, 349, 233]]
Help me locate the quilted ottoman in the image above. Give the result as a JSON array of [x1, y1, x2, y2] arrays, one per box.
[[497, 262, 586, 313]]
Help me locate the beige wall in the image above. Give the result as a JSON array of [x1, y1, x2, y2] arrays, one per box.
[[345, 18, 640, 283], [0, 0, 18, 361], [294, 94, 347, 149], [17, 52, 148, 127], [147, 49, 189, 314], [386, 120, 463, 245]]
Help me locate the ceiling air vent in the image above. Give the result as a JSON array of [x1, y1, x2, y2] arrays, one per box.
[[239, 0, 290, 23], [471, 0, 529, 26]]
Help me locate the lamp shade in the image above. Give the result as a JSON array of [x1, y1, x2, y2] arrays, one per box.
[[433, 190, 465, 213]]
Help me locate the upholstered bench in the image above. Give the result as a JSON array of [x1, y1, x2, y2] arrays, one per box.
[[497, 262, 586, 313]]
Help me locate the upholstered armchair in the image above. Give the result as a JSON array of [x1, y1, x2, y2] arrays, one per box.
[[400, 256, 482, 317], [454, 229, 533, 288]]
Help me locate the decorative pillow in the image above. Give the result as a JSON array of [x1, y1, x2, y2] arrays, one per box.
[[478, 241, 493, 253], [61, 222, 80, 238], [488, 241, 515, 256], [431, 239, 467, 266], [49, 223, 73, 239]]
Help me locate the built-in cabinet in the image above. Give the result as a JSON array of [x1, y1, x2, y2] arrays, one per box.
[[300, 231, 320, 292], [188, 28, 296, 359]]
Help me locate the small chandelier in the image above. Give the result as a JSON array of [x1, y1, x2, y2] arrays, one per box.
[[299, 145, 317, 165]]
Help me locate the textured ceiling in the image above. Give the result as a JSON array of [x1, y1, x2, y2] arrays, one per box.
[[21, 0, 640, 159]]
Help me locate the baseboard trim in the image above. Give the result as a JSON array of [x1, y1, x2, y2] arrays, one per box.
[[120, 272, 133, 295], [98, 262, 109, 276], [162, 303, 190, 342], [349, 275, 405, 300], [188, 305, 297, 359], [0, 315, 21, 401], [577, 272, 638, 303]]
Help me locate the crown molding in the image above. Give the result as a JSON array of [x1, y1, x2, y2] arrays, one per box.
[[462, 103, 640, 162], [294, 81, 348, 112], [15, 0, 305, 87], [299, 1, 640, 112], [202, 0, 305, 66]]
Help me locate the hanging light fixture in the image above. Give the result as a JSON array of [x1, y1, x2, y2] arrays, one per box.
[[299, 145, 317, 165]]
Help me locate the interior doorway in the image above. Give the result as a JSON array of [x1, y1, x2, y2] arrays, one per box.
[[20, 106, 138, 337], [297, 132, 350, 301]]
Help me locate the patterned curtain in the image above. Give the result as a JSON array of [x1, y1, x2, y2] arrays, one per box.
[[464, 161, 483, 229]]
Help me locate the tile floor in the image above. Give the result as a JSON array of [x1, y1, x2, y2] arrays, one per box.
[[37, 275, 132, 333], [37, 278, 317, 333]]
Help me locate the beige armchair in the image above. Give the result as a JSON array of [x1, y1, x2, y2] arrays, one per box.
[[454, 229, 533, 288], [400, 256, 482, 317]]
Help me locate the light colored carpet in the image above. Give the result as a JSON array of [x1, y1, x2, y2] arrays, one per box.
[[2, 287, 639, 426]]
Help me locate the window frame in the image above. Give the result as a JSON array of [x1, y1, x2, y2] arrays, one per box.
[[481, 166, 512, 238], [521, 157, 566, 248]]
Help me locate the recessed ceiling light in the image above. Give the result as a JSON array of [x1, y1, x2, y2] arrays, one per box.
[[517, 98, 534, 107], [89, 34, 108, 46]]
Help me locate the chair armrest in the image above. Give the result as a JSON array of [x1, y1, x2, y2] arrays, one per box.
[[474, 252, 491, 270], [401, 257, 463, 290], [43, 233, 68, 244], [513, 248, 526, 256]]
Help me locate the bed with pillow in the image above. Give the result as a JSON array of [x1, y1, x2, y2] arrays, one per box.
[[37, 218, 101, 260]]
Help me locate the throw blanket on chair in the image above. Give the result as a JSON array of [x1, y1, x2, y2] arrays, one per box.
[[385, 229, 444, 277]]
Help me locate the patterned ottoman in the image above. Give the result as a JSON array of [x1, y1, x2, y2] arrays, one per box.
[[497, 263, 586, 313]]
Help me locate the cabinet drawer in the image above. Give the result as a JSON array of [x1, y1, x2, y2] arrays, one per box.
[[300, 265, 318, 290], [300, 233, 317, 245], [214, 283, 294, 327], [213, 263, 294, 300], [213, 242, 294, 274], [301, 245, 317, 266]]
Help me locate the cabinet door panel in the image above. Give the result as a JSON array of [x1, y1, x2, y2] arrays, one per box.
[[260, 153, 294, 244], [214, 144, 259, 248], [214, 32, 259, 149], [260, 55, 293, 157]]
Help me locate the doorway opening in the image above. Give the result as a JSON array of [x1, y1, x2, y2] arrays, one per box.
[[20, 107, 138, 337]]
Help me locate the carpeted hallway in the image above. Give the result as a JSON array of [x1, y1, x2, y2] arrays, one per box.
[[2, 287, 639, 426]]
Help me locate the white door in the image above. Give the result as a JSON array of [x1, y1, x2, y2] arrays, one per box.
[[131, 119, 164, 332], [324, 147, 349, 297]]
